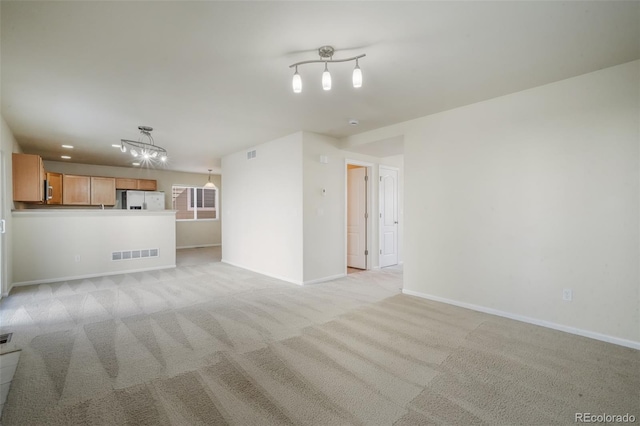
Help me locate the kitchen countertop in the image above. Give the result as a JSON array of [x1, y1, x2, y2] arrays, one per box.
[[12, 209, 176, 217]]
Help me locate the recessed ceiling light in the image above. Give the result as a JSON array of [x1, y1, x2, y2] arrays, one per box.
[[61, 144, 74, 149], [61, 155, 71, 159], [111, 144, 120, 148], [132, 162, 140, 166]]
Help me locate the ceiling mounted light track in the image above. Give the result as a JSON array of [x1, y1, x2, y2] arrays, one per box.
[[120, 126, 168, 164], [289, 46, 365, 93]]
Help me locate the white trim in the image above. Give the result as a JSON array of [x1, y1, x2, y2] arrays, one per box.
[[304, 273, 346, 285], [176, 243, 221, 249], [221, 259, 303, 286], [345, 158, 375, 168], [402, 289, 640, 350], [10, 265, 177, 287]]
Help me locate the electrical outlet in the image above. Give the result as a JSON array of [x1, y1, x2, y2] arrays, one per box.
[[74, 255, 81, 262], [562, 288, 572, 302]]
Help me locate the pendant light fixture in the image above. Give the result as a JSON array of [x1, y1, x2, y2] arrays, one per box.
[[120, 126, 168, 164], [204, 169, 216, 188], [289, 46, 365, 93]]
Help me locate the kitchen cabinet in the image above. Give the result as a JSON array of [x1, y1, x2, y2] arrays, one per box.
[[46, 172, 63, 205], [13, 153, 45, 202], [115, 178, 138, 190], [90, 177, 116, 205], [62, 175, 91, 205], [137, 179, 157, 191], [115, 178, 157, 191]]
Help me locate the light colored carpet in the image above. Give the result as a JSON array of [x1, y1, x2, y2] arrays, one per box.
[[0, 261, 637, 425]]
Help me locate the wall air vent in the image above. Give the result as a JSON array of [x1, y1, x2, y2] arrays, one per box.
[[247, 150, 257, 160], [111, 249, 159, 261]]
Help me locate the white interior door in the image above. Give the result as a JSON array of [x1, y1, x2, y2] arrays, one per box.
[[379, 167, 398, 268], [347, 167, 367, 269]]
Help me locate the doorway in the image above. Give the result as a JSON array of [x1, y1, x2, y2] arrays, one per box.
[[346, 161, 372, 273]]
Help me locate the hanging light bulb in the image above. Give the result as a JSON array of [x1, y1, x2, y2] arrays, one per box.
[[160, 155, 167, 162], [120, 143, 127, 153], [292, 66, 302, 93], [204, 169, 216, 188], [131, 149, 139, 157], [151, 151, 158, 158], [322, 62, 331, 91], [352, 58, 362, 88], [143, 151, 150, 160]]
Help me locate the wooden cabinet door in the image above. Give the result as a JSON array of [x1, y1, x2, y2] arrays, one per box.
[[137, 179, 157, 191], [115, 178, 138, 190], [62, 175, 91, 205], [12, 153, 45, 202], [46, 172, 63, 205], [91, 177, 116, 205]]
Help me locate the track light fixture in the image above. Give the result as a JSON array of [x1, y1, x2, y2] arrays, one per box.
[[120, 126, 168, 164], [289, 46, 365, 93]]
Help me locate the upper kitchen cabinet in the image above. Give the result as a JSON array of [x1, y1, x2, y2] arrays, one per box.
[[13, 153, 45, 202], [137, 179, 157, 191], [62, 174, 91, 205], [116, 178, 157, 191], [46, 172, 63, 205], [90, 177, 116, 205], [115, 178, 137, 190]]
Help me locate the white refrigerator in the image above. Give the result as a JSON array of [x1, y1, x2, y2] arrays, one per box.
[[122, 191, 165, 210]]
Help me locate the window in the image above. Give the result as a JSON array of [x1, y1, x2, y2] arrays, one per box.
[[172, 185, 218, 220]]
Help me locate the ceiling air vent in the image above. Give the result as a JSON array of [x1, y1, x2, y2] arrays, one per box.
[[0, 333, 13, 345], [247, 150, 256, 160]]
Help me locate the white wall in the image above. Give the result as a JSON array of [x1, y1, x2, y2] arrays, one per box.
[[0, 115, 21, 296], [43, 161, 221, 248], [302, 132, 404, 283], [400, 61, 639, 344], [12, 210, 176, 284], [221, 133, 304, 284]]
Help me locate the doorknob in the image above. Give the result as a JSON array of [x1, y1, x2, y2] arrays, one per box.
[[394, 221, 398, 224]]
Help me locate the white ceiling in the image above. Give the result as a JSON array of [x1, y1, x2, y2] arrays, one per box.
[[2, 1, 638, 173]]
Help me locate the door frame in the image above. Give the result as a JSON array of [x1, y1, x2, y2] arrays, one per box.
[[344, 159, 373, 273], [379, 164, 400, 268], [0, 151, 6, 298]]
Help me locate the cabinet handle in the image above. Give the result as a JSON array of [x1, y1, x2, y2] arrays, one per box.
[[48, 186, 53, 200]]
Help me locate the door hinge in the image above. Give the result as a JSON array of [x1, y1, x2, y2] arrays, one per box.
[[365, 250, 369, 256], [380, 213, 382, 218], [380, 249, 382, 254], [380, 176, 382, 182], [0, 219, 5, 234], [365, 212, 368, 219], [364, 175, 368, 182]]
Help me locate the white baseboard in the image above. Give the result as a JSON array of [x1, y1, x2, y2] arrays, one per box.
[[176, 244, 221, 249], [402, 289, 640, 351], [304, 273, 346, 285], [10, 265, 177, 288], [221, 259, 303, 286]]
